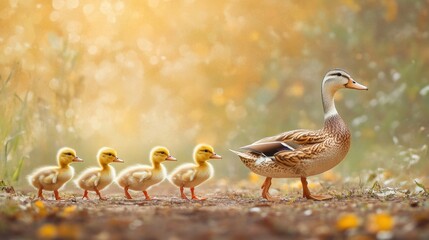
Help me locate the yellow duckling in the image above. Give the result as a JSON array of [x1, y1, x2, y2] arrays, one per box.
[[75, 147, 123, 200], [168, 144, 222, 200], [27, 147, 83, 200], [116, 146, 177, 200]]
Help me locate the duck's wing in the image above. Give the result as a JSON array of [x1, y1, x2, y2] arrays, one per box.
[[85, 172, 101, 187], [132, 170, 152, 182], [274, 136, 336, 168], [181, 169, 196, 182], [242, 129, 329, 157], [172, 165, 197, 182], [39, 170, 59, 184], [255, 129, 328, 146]]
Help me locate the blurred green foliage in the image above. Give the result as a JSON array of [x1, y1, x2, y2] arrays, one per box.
[[0, 0, 427, 186]]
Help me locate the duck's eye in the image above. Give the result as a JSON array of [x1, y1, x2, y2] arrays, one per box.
[[336, 72, 342, 77], [65, 153, 72, 156]]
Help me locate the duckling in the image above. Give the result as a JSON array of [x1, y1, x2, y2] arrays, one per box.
[[116, 146, 176, 200], [75, 147, 123, 200], [27, 147, 83, 200], [168, 144, 222, 200]]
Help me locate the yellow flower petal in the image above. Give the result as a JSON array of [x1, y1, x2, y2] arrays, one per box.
[[57, 223, 82, 239], [336, 213, 361, 230], [37, 224, 57, 239], [34, 200, 45, 209], [367, 213, 394, 232], [61, 205, 77, 218], [248, 172, 260, 184]]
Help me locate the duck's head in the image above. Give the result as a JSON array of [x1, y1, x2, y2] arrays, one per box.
[[193, 144, 222, 163], [323, 69, 368, 92], [322, 69, 368, 118], [57, 147, 83, 167], [97, 147, 123, 166], [150, 146, 177, 164]]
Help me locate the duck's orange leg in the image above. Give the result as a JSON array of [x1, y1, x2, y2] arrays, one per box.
[[180, 186, 188, 200], [143, 191, 151, 200], [54, 190, 61, 200], [301, 177, 332, 201], [261, 177, 279, 201], [124, 186, 132, 199], [37, 188, 45, 200], [82, 190, 89, 199], [94, 188, 107, 200], [191, 187, 206, 201]]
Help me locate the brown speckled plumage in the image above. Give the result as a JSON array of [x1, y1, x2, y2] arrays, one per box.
[[231, 115, 351, 178], [231, 69, 368, 198]]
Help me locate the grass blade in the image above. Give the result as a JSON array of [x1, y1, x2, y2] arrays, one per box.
[[414, 180, 428, 194], [12, 156, 25, 182]]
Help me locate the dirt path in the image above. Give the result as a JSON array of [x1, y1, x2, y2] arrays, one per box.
[[1, 185, 429, 240]]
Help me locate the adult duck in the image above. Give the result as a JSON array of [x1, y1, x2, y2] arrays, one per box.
[[231, 69, 368, 201]]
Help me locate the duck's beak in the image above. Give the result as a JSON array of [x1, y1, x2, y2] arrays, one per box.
[[165, 155, 177, 161], [345, 78, 368, 90], [114, 157, 124, 163], [73, 156, 83, 162], [210, 153, 222, 159]]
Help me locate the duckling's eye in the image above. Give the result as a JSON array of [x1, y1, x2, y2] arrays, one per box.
[[204, 149, 210, 153]]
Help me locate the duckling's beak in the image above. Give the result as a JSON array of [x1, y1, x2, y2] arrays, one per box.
[[73, 156, 83, 162], [165, 155, 177, 161], [113, 157, 124, 163], [345, 78, 368, 90], [210, 153, 222, 159]]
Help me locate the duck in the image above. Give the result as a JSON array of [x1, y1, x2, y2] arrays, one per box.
[[168, 144, 222, 200], [230, 69, 368, 201], [116, 146, 177, 200], [27, 147, 83, 200], [75, 147, 123, 200]]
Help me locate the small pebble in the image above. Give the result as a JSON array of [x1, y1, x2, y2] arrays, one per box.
[[249, 207, 261, 213], [410, 201, 419, 208], [304, 209, 312, 216]]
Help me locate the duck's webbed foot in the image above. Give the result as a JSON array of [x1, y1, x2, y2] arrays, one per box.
[[180, 186, 188, 200], [191, 187, 206, 201], [261, 177, 280, 201], [124, 186, 132, 199], [301, 177, 332, 201]]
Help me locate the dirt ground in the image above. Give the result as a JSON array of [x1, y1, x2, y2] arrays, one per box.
[[1, 182, 429, 240]]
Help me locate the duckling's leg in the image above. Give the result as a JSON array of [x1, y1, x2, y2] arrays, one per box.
[[143, 191, 151, 200], [300, 177, 332, 201], [261, 177, 279, 201], [54, 190, 61, 200], [180, 186, 188, 200], [94, 188, 107, 200], [37, 188, 45, 200], [82, 190, 89, 199], [124, 186, 132, 199], [190, 187, 206, 201]]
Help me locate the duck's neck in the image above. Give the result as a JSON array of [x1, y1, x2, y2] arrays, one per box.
[[195, 158, 208, 167], [322, 84, 339, 120], [59, 162, 70, 169], [100, 163, 110, 170], [152, 161, 162, 170]]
